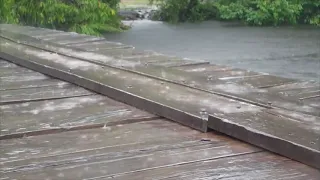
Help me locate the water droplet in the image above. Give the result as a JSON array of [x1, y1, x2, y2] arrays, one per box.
[[22, 134, 27, 138], [127, 85, 133, 89], [207, 76, 213, 81], [102, 124, 111, 131], [237, 105, 241, 109], [200, 108, 208, 121], [299, 99, 304, 105], [160, 82, 164, 85], [310, 141, 316, 145]]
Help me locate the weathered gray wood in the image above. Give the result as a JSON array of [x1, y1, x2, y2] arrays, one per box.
[[0, 60, 18, 68], [268, 82, 320, 99], [110, 152, 320, 180], [175, 64, 261, 79], [67, 39, 133, 51], [2, 120, 318, 180], [0, 72, 64, 91], [174, 63, 233, 72], [225, 74, 297, 88], [0, 120, 201, 163], [0, 83, 93, 104], [303, 97, 320, 109], [0, 95, 155, 139], [1, 25, 320, 171], [0, 65, 33, 76], [0, 120, 260, 180], [46, 35, 104, 45], [208, 109, 320, 169]]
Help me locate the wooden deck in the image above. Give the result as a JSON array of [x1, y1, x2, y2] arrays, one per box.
[[0, 24, 319, 178], [1, 60, 319, 179]]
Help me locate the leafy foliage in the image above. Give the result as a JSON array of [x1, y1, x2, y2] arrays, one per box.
[[215, 0, 304, 26], [0, 0, 125, 35], [150, 0, 320, 26], [101, 0, 120, 9], [0, 0, 19, 24], [150, 0, 217, 23]]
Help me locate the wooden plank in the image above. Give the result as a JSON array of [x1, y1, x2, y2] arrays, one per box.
[[67, 40, 133, 51], [0, 24, 37, 33], [0, 24, 64, 38], [225, 74, 297, 88], [176, 66, 261, 79], [148, 59, 209, 68], [122, 54, 184, 63], [31, 32, 75, 39], [0, 120, 201, 162], [268, 81, 319, 92], [208, 109, 320, 169], [110, 152, 320, 180], [48, 36, 103, 45], [0, 72, 65, 91], [174, 63, 233, 72], [95, 48, 155, 58], [0, 66, 33, 76], [268, 82, 320, 99], [0, 60, 18, 68], [0, 84, 93, 104], [36, 32, 84, 41], [303, 97, 320, 109], [174, 64, 264, 80], [0, 95, 156, 139], [0, 71, 48, 82], [0, 120, 261, 180]]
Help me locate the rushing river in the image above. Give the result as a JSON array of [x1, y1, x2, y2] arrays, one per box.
[[104, 20, 320, 82]]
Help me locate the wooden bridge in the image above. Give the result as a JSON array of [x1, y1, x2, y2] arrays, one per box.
[[0, 24, 319, 179]]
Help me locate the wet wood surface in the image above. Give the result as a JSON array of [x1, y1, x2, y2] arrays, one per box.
[[0, 24, 320, 178], [1, 120, 319, 180], [0, 83, 93, 104], [1, 26, 319, 168]]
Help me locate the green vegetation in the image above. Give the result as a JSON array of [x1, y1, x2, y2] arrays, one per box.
[[0, 0, 125, 36], [150, 0, 320, 26]]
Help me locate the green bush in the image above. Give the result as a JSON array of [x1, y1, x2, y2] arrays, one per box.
[[150, 0, 320, 26], [0, 0, 125, 35], [215, 0, 305, 26], [150, 0, 217, 23], [299, 0, 320, 25], [101, 0, 120, 9]]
